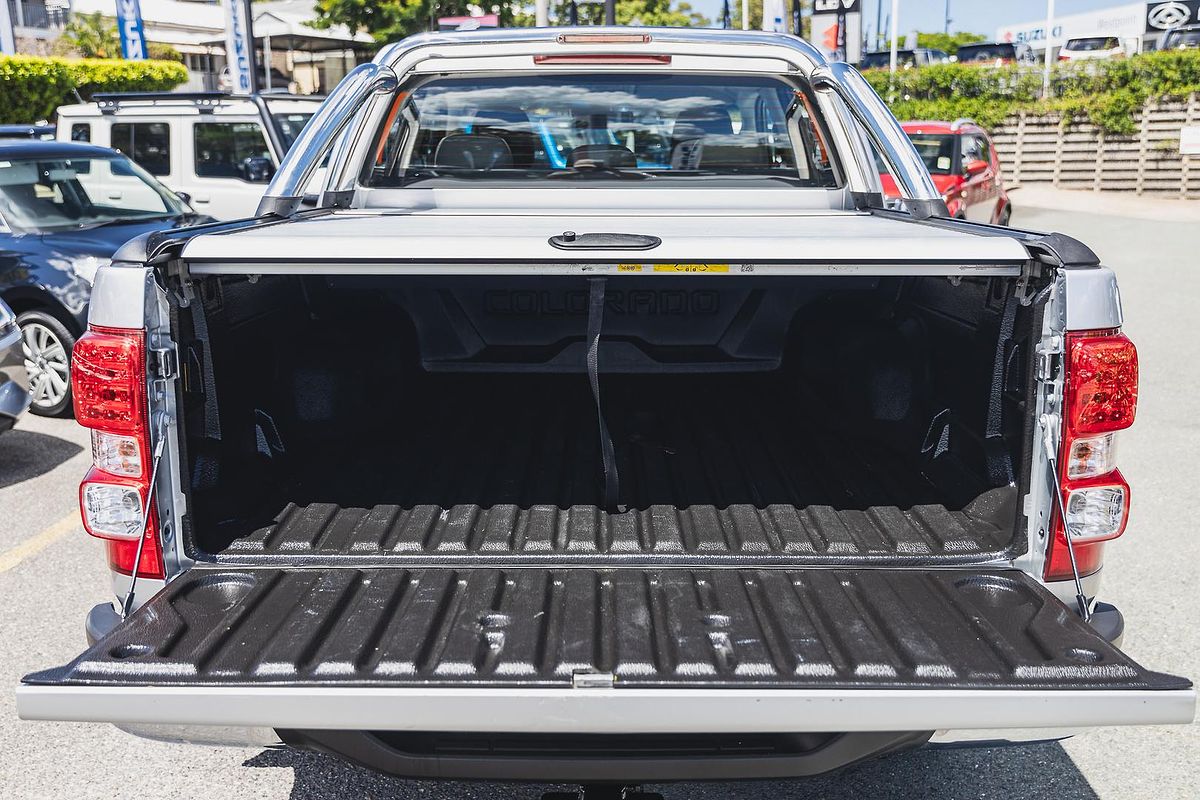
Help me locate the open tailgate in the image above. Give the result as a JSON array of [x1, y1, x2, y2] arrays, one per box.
[[18, 567, 1193, 732]]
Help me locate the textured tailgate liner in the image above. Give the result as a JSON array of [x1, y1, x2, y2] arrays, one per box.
[[29, 568, 1187, 691]]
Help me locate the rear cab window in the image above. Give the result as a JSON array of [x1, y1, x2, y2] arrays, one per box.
[[111, 121, 171, 176], [366, 73, 841, 190], [193, 121, 275, 183]]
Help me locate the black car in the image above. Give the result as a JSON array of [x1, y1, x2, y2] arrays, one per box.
[[955, 41, 1038, 65], [0, 140, 208, 416]]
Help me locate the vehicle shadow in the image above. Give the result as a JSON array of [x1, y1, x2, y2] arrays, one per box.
[[244, 741, 1100, 800], [0, 429, 84, 490]]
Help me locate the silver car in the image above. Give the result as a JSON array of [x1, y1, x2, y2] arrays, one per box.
[[0, 298, 30, 433]]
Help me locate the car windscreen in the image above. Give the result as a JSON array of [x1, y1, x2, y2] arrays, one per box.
[[268, 108, 315, 151], [1067, 37, 1119, 51], [366, 73, 839, 188], [956, 44, 1017, 62], [0, 155, 185, 233], [905, 133, 957, 174]]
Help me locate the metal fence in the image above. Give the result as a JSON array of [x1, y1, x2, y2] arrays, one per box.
[[991, 94, 1200, 198], [8, 0, 68, 29]]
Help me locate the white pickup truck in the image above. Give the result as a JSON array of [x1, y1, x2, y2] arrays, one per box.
[[18, 28, 1194, 788]]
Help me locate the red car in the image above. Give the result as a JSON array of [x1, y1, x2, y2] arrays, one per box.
[[880, 119, 1012, 225]]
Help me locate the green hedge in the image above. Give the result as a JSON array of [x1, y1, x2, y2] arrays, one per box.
[[863, 49, 1200, 135], [0, 56, 188, 124]]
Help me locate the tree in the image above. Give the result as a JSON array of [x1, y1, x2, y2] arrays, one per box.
[[915, 31, 985, 54], [731, 0, 809, 35], [54, 11, 182, 60], [312, 0, 710, 44], [55, 12, 120, 58]]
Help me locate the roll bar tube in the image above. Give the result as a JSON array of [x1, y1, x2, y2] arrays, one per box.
[[258, 30, 943, 220], [257, 63, 398, 217], [810, 62, 947, 219]]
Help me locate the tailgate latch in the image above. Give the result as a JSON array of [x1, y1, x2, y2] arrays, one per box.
[[572, 671, 616, 689]]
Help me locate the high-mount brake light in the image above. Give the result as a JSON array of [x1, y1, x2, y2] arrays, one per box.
[[1045, 330, 1138, 582], [556, 33, 652, 44], [534, 54, 672, 65], [72, 325, 163, 579]]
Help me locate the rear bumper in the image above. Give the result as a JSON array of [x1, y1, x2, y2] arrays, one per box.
[[17, 684, 1196, 733]]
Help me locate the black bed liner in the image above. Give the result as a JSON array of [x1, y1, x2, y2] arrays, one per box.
[[28, 567, 1187, 691], [200, 374, 1019, 565]]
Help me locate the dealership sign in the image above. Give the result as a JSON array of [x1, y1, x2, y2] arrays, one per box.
[[997, 2, 1145, 49], [1146, 1, 1200, 31], [811, 0, 862, 63], [224, 0, 254, 94], [114, 0, 147, 60]]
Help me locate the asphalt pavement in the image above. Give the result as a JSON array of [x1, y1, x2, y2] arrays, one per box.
[[0, 188, 1196, 799]]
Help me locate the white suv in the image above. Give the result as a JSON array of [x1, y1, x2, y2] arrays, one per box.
[[56, 92, 322, 219]]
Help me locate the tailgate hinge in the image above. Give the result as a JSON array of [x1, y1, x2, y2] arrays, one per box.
[[572, 671, 615, 689], [151, 345, 178, 380], [1015, 258, 1045, 307]]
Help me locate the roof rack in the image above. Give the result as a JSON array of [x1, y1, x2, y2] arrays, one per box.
[[950, 117, 977, 131], [93, 91, 229, 115]]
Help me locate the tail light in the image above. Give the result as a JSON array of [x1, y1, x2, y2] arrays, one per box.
[[72, 325, 163, 579], [1045, 330, 1137, 581]]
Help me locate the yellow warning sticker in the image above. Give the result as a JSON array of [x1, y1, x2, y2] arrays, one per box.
[[652, 264, 730, 273], [616, 264, 644, 272]]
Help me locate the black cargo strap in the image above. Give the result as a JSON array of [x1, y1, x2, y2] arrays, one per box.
[[587, 277, 619, 508], [189, 300, 222, 443], [984, 289, 1018, 485]]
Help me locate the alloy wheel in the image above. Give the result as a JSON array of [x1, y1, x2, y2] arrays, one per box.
[[21, 321, 70, 411]]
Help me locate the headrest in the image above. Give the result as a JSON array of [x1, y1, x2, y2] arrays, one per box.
[[434, 133, 513, 171], [566, 144, 637, 168]]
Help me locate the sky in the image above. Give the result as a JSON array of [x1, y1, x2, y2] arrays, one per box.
[[689, 0, 1142, 41]]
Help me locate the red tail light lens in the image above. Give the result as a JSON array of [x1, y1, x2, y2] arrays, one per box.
[[72, 325, 162, 579], [1065, 331, 1138, 435], [72, 326, 146, 434], [1045, 329, 1137, 582]]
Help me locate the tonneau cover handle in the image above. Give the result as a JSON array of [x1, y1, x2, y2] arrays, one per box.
[[549, 232, 662, 250]]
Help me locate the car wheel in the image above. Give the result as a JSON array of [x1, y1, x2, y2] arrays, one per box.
[[18, 310, 76, 417]]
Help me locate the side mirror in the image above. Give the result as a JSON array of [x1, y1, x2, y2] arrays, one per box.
[[175, 190, 192, 205], [963, 159, 989, 177]]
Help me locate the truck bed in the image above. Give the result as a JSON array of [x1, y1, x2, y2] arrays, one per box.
[[202, 374, 1017, 565]]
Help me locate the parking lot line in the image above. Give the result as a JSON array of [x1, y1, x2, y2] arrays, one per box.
[[0, 513, 81, 574]]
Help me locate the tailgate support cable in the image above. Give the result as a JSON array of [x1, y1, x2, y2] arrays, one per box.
[[587, 277, 620, 509], [121, 412, 169, 619], [1042, 415, 1091, 622]]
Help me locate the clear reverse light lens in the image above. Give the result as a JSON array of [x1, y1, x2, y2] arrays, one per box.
[[1065, 485, 1126, 542], [91, 430, 143, 477], [82, 483, 144, 540], [1067, 433, 1117, 480]]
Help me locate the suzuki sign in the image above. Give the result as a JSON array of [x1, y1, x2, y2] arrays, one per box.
[[224, 0, 256, 95], [114, 0, 147, 60]]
